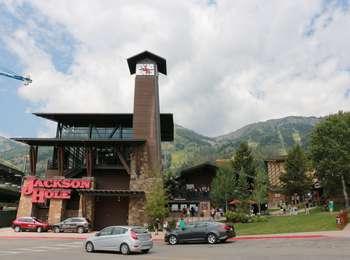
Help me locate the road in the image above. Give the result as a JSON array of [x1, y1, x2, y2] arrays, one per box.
[[0, 237, 350, 260]]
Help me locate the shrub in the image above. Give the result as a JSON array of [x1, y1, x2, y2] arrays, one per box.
[[225, 211, 250, 223], [250, 215, 268, 223]]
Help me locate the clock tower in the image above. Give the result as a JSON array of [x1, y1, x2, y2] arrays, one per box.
[[127, 51, 167, 173]]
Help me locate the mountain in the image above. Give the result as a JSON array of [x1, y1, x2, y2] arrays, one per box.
[[214, 116, 321, 159], [0, 136, 52, 175], [163, 116, 321, 170], [0, 116, 321, 173]]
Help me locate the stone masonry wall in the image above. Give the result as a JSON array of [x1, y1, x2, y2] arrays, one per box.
[[48, 199, 64, 224], [128, 146, 161, 225]]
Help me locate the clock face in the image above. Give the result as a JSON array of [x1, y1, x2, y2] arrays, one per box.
[[136, 63, 155, 76]]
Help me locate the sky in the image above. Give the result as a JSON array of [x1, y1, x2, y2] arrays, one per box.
[[0, 0, 350, 138]]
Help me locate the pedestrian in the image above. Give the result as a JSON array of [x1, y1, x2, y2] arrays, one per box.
[[163, 220, 169, 232], [305, 201, 310, 215], [178, 216, 186, 230], [154, 218, 160, 235], [210, 208, 216, 219], [190, 206, 195, 217]]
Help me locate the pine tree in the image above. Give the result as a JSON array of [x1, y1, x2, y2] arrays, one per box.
[[237, 168, 250, 200], [280, 145, 312, 199], [232, 142, 257, 188]]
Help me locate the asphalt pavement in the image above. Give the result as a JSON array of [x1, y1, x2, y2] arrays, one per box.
[[0, 237, 350, 260]]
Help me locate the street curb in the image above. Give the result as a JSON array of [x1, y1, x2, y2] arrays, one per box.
[[231, 235, 328, 240], [0, 234, 329, 241], [0, 236, 86, 240]]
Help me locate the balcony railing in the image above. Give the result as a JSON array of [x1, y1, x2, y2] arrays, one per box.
[[170, 190, 211, 201]]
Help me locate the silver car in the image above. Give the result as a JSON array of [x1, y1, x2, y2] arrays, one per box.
[[84, 226, 153, 255]]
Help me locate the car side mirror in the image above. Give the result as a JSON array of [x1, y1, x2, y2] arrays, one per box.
[[95, 232, 100, 237]]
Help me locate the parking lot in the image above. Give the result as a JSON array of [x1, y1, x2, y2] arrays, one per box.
[[1, 236, 350, 260]]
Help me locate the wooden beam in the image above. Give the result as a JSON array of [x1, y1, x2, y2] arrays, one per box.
[[57, 146, 64, 176], [29, 145, 37, 176], [116, 147, 130, 175]]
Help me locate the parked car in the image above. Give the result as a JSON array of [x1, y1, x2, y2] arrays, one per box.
[[84, 226, 153, 255], [53, 217, 90, 233], [164, 221, 235, 245], [12, 217, 49, 233]]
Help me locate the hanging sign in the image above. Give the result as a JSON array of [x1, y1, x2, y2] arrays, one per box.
[[21, 177, 92, 203]]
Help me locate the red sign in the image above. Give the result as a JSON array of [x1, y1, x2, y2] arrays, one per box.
[[22, 177, 92, 203]]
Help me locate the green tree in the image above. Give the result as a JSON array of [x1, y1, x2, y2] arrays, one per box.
[[279, 145, 312, 199], [251, 168, 269, 214], [211, 167, 236, 211], [237, 168, 250, 200], [309, 111, 350, 208], [145, 178, 169, 223], [232, 142, 257, 187]]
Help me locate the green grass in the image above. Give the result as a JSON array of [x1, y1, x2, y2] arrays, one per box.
[[235, 208, 338, 236]]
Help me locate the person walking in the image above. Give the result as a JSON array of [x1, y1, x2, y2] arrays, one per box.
[[305, 201, 310, 215], [178, 216, 186, 230], [154, 218, 160, 235], [190, 206, 195, 217], [163, 220, 169, 232]]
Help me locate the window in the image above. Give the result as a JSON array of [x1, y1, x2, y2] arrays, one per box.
[[112, 227, 127, 235], [99, 227, 114, 236], [71, 218, 84, 223], [131, 227, 148, 234], [194, 222, 207, 228], [63, 218, 72, 223], [171, 204, 179, 212]]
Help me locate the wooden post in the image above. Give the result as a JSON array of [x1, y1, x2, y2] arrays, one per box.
[[57, 146, 64, 176], [116, 146, 130, 175], [29, 145, 38, 176], [86, 147, 94, 177]]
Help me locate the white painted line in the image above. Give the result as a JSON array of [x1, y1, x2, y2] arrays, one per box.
[[55, 244, 81, 247], [35, 246, 67, 250], [0, 250, 20, 254], [17, 248, 47, 252]]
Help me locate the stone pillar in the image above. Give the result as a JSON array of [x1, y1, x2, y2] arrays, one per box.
[[128, 197, 146, 225], [17, 177, 34, 218], [85, 196, 95, 228], [48, 199, 64, 225], [78, 177, 95, 228], [17, 195, 33, 218]]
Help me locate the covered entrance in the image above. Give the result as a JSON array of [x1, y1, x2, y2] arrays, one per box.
[[94, 196, 129, 230], [80, 189, 145, 230]]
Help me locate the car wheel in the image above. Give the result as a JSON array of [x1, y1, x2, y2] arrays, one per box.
[[37, 227, 42, 233], [141, 249, 150, 254], [120, 243, 130, 255], [85, 242, 94, 253], [168, 235, 178, 245], [77, 227, 85, 234], [53, 227, 60, 233], [14, 226, 21, 232], [207, 233, 217, 244]]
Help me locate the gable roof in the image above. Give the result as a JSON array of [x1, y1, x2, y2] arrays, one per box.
[[127, 51, 167, 75]]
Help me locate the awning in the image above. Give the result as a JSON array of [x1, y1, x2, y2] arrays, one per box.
[[77, 189, 145, 197], [12, 138, 146, 147]]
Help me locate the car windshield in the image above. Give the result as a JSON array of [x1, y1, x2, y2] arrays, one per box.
[[32, 217, 42, 222]]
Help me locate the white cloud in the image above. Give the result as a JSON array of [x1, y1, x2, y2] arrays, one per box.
[[2, 0, 350, 137]]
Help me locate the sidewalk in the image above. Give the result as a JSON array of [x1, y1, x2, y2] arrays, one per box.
[[1, 225, 350, 241]]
